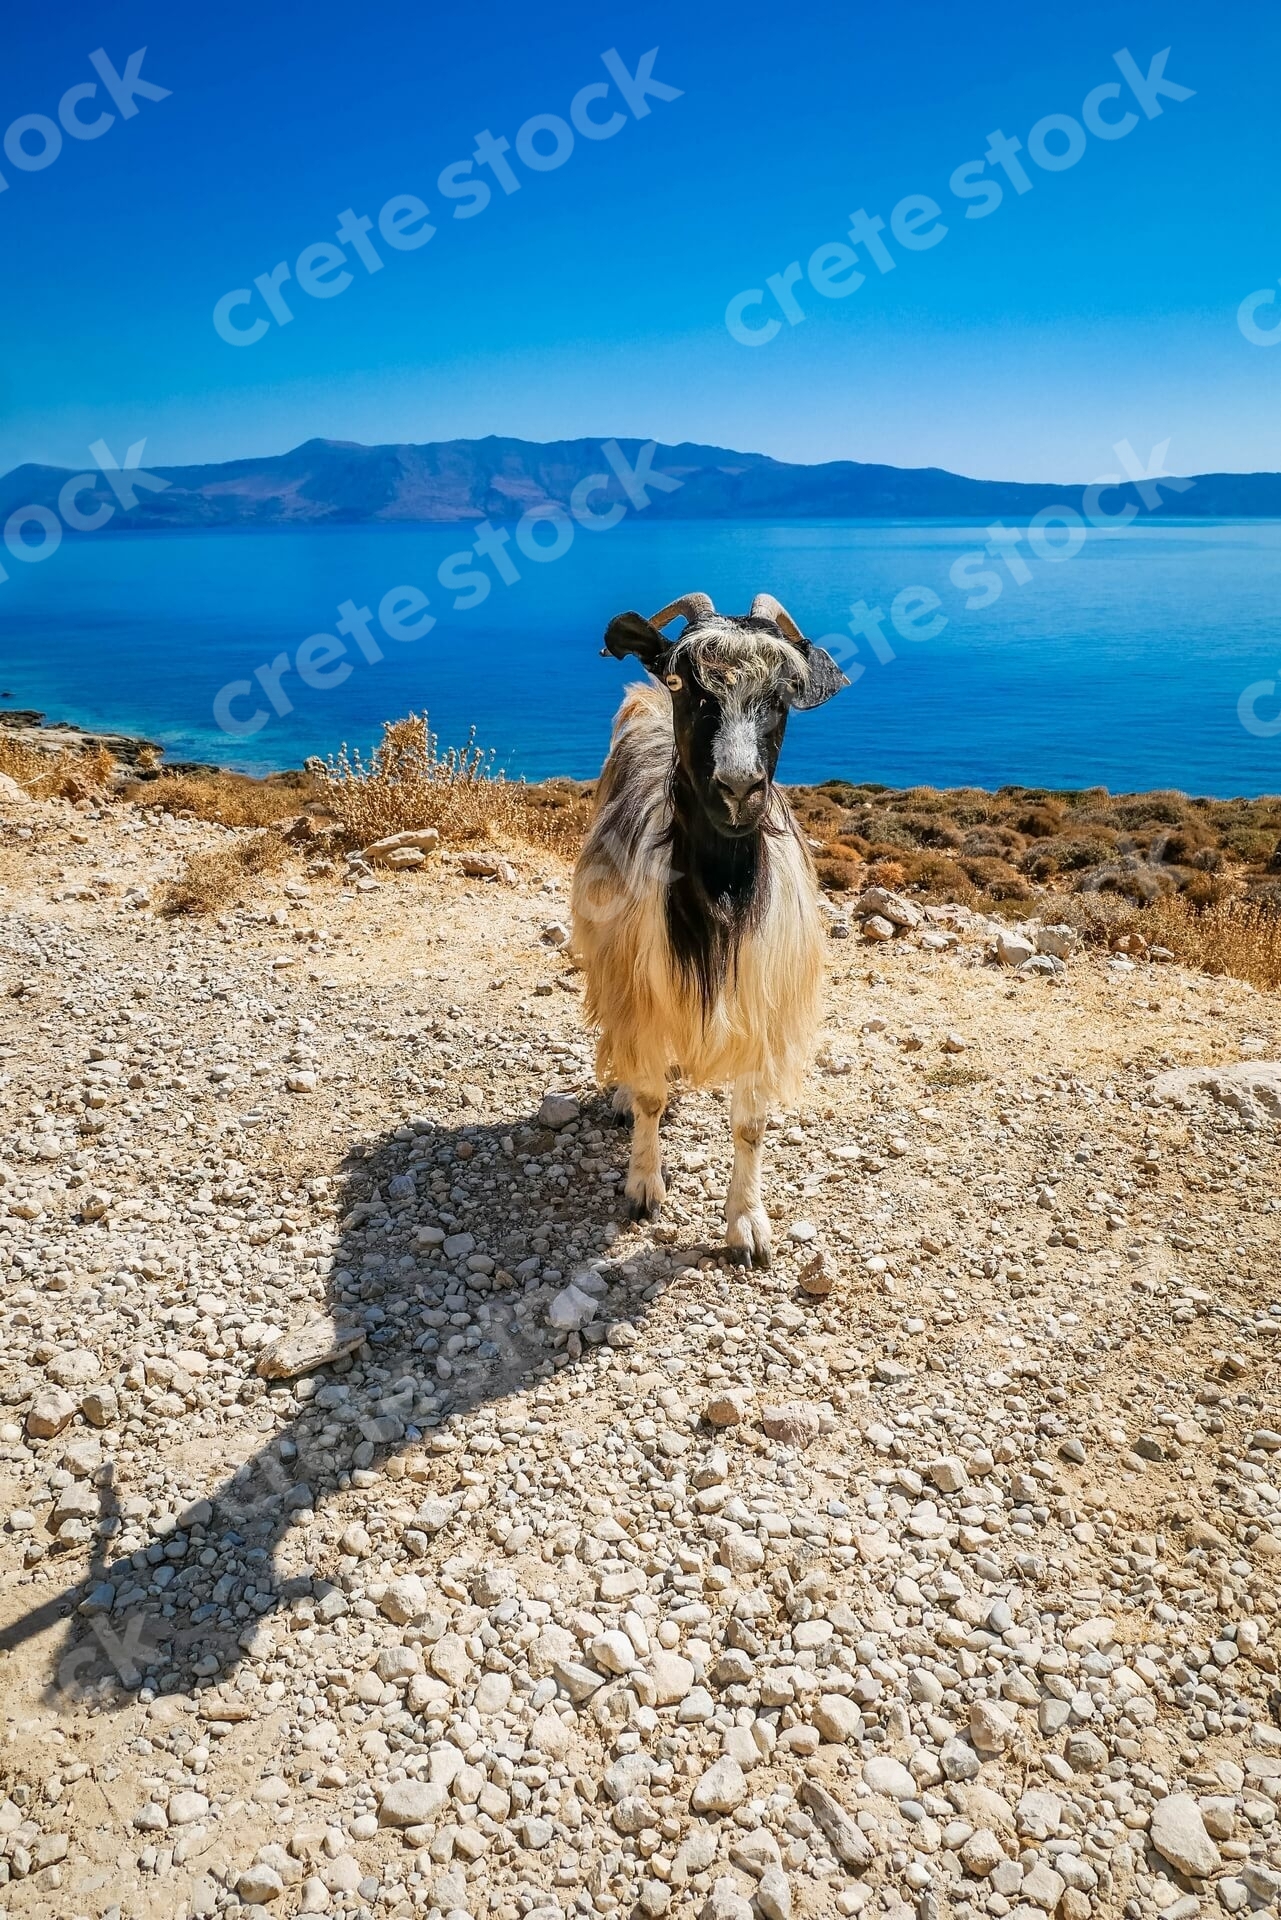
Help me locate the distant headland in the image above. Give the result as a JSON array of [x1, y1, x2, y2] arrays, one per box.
[[3, 435, 1281, 531]]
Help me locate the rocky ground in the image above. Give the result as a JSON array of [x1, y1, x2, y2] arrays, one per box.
[[0, 786, 1278, 1920]]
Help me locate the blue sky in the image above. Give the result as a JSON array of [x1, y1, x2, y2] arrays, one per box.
[[3, 0, 1277, 481]]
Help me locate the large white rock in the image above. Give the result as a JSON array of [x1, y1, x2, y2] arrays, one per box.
[[1152, 1059, 1281, 1121], [1036, 923, 1078, 959], [995, 929, 1035, 967], [858, 886, 922, 928], [378, 1575, 430, 1626], [650, 1651, 696, 1705], [256, 1317, 366, 1380], [798, 1782, 873, 1868], [27, 1388, 77, 1439], [377, 1780, 447, 1828], [1149, 1793, 1222, 1878], [45, 1349, 101, 1388]]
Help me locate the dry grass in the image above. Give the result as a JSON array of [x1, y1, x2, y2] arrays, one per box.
[[158, 833, 288, 916], [0, 733, 115, 801], [136, 736, 1281, 992], [311, 714, 591, 856], [121, 767, 320, 827], [1143, 893, 1281, 992], [789, 777, 1281, 993], [924, 1064, 991, 1089]]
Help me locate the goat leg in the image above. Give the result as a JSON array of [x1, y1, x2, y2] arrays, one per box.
[[725, 1080, 772, 1268], [624, 1086, 667, 1221]]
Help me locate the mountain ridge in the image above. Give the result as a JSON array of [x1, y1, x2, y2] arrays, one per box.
[[4, 434, 1281, 528]]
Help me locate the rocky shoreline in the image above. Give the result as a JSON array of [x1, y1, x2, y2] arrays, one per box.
[[0, 708, 218, 779]]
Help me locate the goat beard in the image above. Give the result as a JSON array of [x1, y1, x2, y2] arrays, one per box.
[[660, 762, 788, 1017]]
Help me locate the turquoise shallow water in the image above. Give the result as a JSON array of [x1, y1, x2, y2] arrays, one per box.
[[1, 517, 1280, 795]]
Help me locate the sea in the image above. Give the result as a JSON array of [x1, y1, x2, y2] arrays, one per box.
[[2, 516, 1280, 796]]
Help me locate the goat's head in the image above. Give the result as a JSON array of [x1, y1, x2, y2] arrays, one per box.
[[602, 592, 849, 838]]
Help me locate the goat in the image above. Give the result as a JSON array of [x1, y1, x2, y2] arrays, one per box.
[[571, 590, 849, 1267]]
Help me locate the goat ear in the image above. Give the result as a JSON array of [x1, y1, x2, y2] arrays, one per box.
[[791, 642, 851, 711], [602, 611, 672, 674]]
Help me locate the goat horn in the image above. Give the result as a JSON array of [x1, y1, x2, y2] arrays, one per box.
[[749, 592, 803, 641], [649, 592, 714, 629]]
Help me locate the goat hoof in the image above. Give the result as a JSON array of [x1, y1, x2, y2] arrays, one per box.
[[627, 1196, 662, 1223], [611, 1108, 634, 1130], [726, 1245, 751, 1269]]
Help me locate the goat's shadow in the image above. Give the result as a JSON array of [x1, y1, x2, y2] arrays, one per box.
[[2, 1099, 710, 1714]]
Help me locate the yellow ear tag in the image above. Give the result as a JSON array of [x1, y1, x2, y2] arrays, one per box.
[[664, 674, 683, 691]]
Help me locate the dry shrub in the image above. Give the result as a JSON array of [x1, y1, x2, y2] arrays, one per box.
[[510, 778, 594, 857], [1221, 825, 1279, 863], [960, 855, 1031, 900], [124, 768, 318, 827], [1143, 894, 1281, 992], [866, 858, 906, 888], [312, 715, 521, 847], [816, 853, 862, 892], [1021, 832, 1117, 879], [159, 832, 288, 916], [905, 815, 965, 851], [900, 852, 977, 902], [1017, 804, 1064, 838], [312, 715, 593, 857], [0, 733, 115, 800], [1051, 892, 1142, 943], [961, 826, 1025, 859]]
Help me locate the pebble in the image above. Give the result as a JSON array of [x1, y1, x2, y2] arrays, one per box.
[[377, 1780, 447, 1828], [27, 1387, 77, 1438], [761, 1401, 820, 1449], [969, 1698, 1014, 1754], [690, 1756, 747, 1813], [862, 1755, 916, 1799], [703, 1391, 749, 1427], [237, 1864, 285, 1903]]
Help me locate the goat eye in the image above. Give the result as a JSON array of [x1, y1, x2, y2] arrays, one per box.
[[664, 674, 683, 691]]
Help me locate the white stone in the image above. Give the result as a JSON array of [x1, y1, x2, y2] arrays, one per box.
[[690, 1756, 747, 1814], [1149, 1793, 1222, 1879]]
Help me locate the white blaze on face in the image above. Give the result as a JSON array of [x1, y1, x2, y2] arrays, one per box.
[[713, 708, 764, 794]]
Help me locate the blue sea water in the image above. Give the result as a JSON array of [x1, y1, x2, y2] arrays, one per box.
[[2, 517, 1280, 796]]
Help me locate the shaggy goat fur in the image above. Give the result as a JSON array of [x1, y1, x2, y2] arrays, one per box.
[[572, 653, 826, 1264], [574, 680, 823, 1095]]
